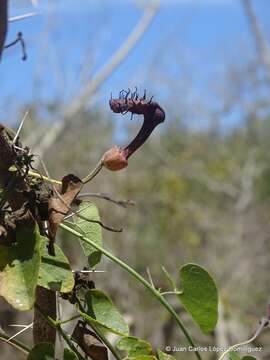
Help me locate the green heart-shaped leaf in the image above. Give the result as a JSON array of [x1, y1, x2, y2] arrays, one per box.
[[73, 202, 102, 267], [117, 336, 152, 357], [80, 289, 129, 336], [0, 223, 41, 310], [38, 237, 74, 292], [178, 263, 218, 333]]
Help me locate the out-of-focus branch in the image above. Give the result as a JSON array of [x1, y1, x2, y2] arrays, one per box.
[[0, 0, 8, 60], [9, 13, 37, 23], [29, 1, 160, 157], [242, 0, 270, 77]]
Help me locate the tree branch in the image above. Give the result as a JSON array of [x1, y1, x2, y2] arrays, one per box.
[[0, 0, 8, 60], [242, 0, 270, 77]]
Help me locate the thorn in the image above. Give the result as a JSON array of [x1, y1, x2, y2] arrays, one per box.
[[13, 110, 29, 144], [148, 96, 154, 104], [125, 88, 131, 103], [143, 89, 147, 100]]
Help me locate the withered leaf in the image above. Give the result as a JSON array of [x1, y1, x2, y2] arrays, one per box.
[[48, 174, 82, 241], [72, 322, 108, 360]]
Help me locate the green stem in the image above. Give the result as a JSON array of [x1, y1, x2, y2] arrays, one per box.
[[60, 222, 202, 360], [28, 170, 62, 185], [0, 331, 30, 355], [35, 304, 84, 360], [160, 291, 182, 296], [82, 160, 103, 184], [59, 315, 81, 325], [27, 160, 103, 186]]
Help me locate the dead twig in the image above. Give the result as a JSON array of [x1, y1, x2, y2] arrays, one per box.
[[77, 192, 135, 208]]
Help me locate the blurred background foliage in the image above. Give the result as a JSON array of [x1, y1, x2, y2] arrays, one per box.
[[1, 0, 270, 359]]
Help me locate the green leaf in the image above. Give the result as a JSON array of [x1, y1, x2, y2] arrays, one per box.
[[0, 223, 41, 310], [229, 352, 241, 360], [73, 202, 102, 267], [242, 357, 257, 360], [117, 336, 152, 357], [27, 343, 54, 360], [38, 237, 74, 292], [157, 349, 176, 360], [80, 289, 129, 336], [178, 263, 218, 333], [63, 348, 79, 360]]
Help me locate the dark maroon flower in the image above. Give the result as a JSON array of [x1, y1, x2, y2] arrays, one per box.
[[107, 88, 165, 169]]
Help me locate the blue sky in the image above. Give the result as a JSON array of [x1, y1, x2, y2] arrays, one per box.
[[1, 0, 270, 128]]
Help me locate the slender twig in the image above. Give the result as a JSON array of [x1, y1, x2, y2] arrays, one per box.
[[242, 0, 270, 77], [146, 267, 155, 288], [218, 317, 269, 360], [13, 110, 29, 144], [0, 330, 30, 355], [77, 192, 135, 208], [54, 190, 123, 233], [82, 161, 103, 184], [9, 12, 37, 23], [8, 322, 33, 341], [66, 212, 123, 233], [59, 315, 80, 326], [27, 158, 104, 187], [160, 291, 182, 296], [4, 32, 27, 60], [60, 222, 202, 360], [161, 266, 177, 291]]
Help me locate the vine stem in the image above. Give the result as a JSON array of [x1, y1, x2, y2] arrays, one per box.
[[27, 160, 103, 186], [60, 222, 202, 360], [82, 160, 103, 184], [28, 170, 62, 185], [217, 318, 268, 360]]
